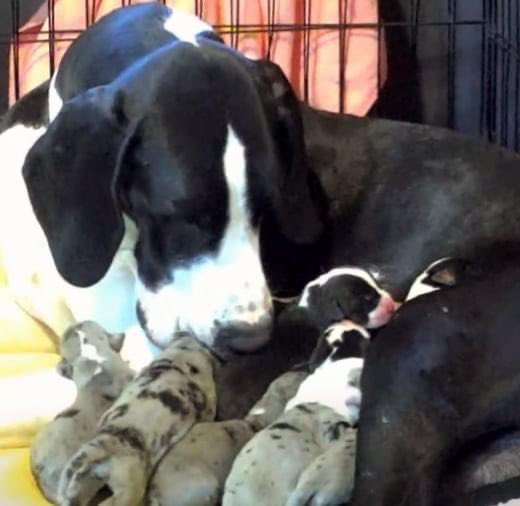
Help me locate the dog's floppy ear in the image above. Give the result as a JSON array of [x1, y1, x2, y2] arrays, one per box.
[[23, 85, 130, 287], [251, 59, 324, 244]]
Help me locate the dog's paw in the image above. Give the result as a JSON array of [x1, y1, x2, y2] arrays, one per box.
[[58, 434, 147, 506]]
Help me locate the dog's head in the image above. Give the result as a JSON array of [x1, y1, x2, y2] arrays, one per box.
[[23, 41, 323, 354]]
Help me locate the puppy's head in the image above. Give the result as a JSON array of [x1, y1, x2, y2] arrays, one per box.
[[299, 267, 400, 331], [23, 41, 323, 355], [58, 321, 129, 388]]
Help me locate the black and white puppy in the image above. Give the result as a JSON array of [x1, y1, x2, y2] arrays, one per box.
[[0, 4, 323, 365], [298, 267, 399, 333], [214, 266, 398, 420], [351, 263, 520, 506]]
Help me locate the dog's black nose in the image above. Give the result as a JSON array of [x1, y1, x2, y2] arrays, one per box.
[[216, 315, 273, 353]]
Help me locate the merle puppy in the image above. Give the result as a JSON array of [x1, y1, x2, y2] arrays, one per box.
[[58, 332, 217, 506], [351, 263, 520, 506], [31, 322, 134, 503]]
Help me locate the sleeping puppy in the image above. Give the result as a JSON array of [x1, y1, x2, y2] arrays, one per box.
[[30, 321, 134, 503], [285, 321, 368, 426], [223, 403, 354, 506], [286, 428, 357, 506], [297, 267, 399, 333], [350, 263, 520, 506], [58, 332, 217, 506], [148, 371, 306, 506], [215, 266, 399, 420]]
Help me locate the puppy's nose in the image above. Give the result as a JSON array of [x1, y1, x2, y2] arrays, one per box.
[[216, 314, 273, 352], [366, 294, 399, 329]]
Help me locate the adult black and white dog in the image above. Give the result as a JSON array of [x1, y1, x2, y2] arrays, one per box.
[[5, 2, 520, 367], [0, 3, 323, 366]]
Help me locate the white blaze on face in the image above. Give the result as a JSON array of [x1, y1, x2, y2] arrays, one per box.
[[163, 8, 214, 45], [137, 126, 272, 349]]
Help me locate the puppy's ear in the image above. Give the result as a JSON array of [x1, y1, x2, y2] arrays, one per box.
[[251, 59, 324, 244], [23, 86, 131, 287], [107, 332, 125, 353], [429, 267, 458, 287]]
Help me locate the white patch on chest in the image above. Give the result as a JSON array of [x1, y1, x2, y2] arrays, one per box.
[[163, 8, 213, 46], [286, 357, 364, 426], [48, 71, 63, 123], [136, 125, 271, 349]]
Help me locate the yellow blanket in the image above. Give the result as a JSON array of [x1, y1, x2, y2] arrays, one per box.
[[0, 266, 73, 505]]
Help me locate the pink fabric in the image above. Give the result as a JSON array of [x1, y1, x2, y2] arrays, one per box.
[[9, 0, 386, 116]]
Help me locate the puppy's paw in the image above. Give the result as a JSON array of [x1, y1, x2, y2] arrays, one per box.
[[58, 433, 147, 506], [286, 434, 357, 506]]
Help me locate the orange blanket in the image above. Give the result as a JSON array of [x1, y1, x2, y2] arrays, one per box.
[[9, 0, 386, 116]]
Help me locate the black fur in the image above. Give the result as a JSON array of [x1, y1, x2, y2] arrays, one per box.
[[351, 264, 520, 505]]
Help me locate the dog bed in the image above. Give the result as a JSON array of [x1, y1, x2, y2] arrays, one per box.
[[0, 260, 73, 505]]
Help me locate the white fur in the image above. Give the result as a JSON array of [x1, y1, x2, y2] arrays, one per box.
[[48, 71, 63, 123], [406, 257, 452, 302], [325, 320, 370, 346], [286, 357, 364, 426], [163, 8, 213, 45], [137, 126, 271, 348], [119, 325, 162, 373]]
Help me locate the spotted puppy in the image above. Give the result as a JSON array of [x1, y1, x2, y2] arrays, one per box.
[[286, 427, 357, 506], [148, 371, 307, 506], [58, 332, 217, 506], [30, 321, 134, 503], [223, 403, 354, 506]]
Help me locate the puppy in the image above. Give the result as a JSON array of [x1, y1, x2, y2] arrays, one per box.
[[286, 321, 368, 426], [30, 321, 134, 503], [215, 266, 399, 420], [350, 264, 520, 506], [148, 371, 306, 506], [286, 427, 357, 506], [223, 403, 353, 506], [58, 332, 217, 506], [298, 267, 399, 332]]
